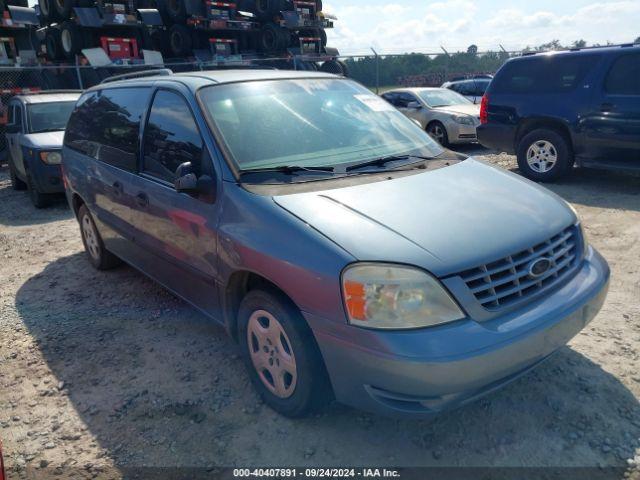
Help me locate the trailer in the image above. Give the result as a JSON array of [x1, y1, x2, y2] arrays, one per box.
[[38, 0, 163, 62]]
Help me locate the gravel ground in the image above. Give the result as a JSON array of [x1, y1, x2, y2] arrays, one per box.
[[1, 150, 639, 479]]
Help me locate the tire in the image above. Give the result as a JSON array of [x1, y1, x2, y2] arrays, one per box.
[[319, 59, 346, 76], [427, 121, 450, 147], [45, 27, 64, 61], [516, 128, 573, 182], [38, 0, 56, 22], [78, 205, 122, 270], [165, 0, 187, 22], [60, 21, 84, 60], [238, 289, 331, 417], [52, 0, 74, 20], [8, 158, 27, 191], [168, 24, 193, 57], [259, 23, 286, 53], [26, 173, 51, 209]]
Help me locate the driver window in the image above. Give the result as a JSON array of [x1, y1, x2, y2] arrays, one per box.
[[142, 90, 204, 183]]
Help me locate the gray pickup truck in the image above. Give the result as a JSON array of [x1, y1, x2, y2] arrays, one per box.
[[6, 91, 80, 208]]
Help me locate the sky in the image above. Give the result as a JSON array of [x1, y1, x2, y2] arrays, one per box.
[[324, 0, 640, 55]]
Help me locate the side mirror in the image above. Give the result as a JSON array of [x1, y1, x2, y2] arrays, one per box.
[[407, 101, 422, 110], [175, 172, 199, 193]]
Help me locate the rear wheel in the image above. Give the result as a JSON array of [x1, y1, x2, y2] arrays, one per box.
[[78, 205, 122, 270], [516, 128, 573, 182], [166, 0, 187, 22], [259, 23, 287, 53], [38, 0, 56, 21], [319, 59, 347, 76], [52, 0, 74, 20], [238, 289, 331, 417]]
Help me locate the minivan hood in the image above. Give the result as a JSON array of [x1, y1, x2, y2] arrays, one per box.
[[433, 103, 480, 117], [22, 131, 64, 149], [273, 159, 575, 277]]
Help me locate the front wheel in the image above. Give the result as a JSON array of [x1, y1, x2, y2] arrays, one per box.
[[26, 174, 51, 209], [427, 121, 450, 147], [8, 158, 27, 191], [238, 289, 331, 417], [516, 128, 573, 182], [78, 205, 122, 270]]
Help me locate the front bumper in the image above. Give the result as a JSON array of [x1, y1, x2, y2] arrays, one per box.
[[306, 248, 609, 417], [447, 121, 479, 144]]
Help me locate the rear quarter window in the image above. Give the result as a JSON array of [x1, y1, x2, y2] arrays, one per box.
[[64, 87, 150, 172], [492, 54, 601, 94], [605, 53, 640, 95]]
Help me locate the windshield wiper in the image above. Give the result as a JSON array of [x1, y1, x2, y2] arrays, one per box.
[[239, 165, 336, 176], [340, 154, 438, 173]]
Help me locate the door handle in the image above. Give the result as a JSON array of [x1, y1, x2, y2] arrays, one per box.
[[136, 192, 149, 208], [600, 103, 615, 112], [112, 181, 123, 196]]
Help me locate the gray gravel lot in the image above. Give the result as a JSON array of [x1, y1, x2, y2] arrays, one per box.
[[0, 150, 639, 479]]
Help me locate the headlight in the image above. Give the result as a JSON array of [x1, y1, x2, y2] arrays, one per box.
[[452, 115, 474, 125], [40, 151, 62, 165], [342, 263, 465, 329]]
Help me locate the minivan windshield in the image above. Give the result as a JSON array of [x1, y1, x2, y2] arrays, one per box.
[[417, 89, 471, 107], [198, 78, 444, 174], [28, 101, 76, 133]]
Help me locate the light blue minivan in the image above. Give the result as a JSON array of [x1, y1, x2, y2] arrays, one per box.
[[62, 69, 610, 418]]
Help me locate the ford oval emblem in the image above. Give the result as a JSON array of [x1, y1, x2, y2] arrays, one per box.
[[528, 258, 552, 279]]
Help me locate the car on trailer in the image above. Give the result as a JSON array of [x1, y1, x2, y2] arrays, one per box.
[[6, 90, 80, 207]]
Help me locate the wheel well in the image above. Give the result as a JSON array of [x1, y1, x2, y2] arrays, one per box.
[[224, 271, 295, 342], [515, 119, 573, 152], [71, 193, 85, 219]]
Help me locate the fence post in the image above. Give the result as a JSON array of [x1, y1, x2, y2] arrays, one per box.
[[371, 47, 379, 94], [74, 56, 84, 90]]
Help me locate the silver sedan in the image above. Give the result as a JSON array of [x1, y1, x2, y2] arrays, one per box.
[[381, 88, 481, 147]]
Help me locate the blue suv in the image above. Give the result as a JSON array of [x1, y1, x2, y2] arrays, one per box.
[[62, 69, 609, 418], [478, 44, 640, 181]]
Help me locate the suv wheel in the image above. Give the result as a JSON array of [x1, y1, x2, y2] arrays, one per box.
[[517, 129, 573, 182], [238, 289, 331, 417], [78, 205, 122, 270]]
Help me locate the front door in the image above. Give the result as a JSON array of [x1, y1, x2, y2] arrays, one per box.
[[135, 88, 222, 317], [582, 52, 640, 167]]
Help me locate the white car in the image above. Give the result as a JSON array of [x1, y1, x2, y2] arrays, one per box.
[[381, 88, 481, 147]]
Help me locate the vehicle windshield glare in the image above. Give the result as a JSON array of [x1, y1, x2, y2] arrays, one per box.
[[198, 78, 444, 173], [417, 89, 472, 107], [28, 101, 77, 133]]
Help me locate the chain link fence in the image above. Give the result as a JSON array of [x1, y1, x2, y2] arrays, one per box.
[[0, 49, 520, 154]]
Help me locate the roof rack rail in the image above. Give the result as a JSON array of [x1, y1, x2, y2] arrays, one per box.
[[100, 68, 173, 85], [16, 89, 83, 95]]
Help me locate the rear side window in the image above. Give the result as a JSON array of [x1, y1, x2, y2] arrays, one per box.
[[65, 87, 149, 172], [142, 90, 203, 183], [605, 54, 640, 95], [493, 54, 600, 94]]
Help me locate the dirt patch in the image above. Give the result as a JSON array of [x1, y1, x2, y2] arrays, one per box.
[[1, 153, 639, 479]]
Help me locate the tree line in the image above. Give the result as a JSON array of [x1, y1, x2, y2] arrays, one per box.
[[344, 38, 640, 88]]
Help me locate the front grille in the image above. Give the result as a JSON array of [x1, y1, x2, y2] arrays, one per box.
[[458, 226, 579, 310]]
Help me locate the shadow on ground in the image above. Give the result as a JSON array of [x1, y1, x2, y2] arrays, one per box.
[[14, 252, 640, 470]]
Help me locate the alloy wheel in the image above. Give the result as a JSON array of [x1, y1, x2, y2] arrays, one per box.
[[82, 214, 100, 261], [428, 124, 445, 144], [247, 310, 297, 399], [526, 140, 558, 173]]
